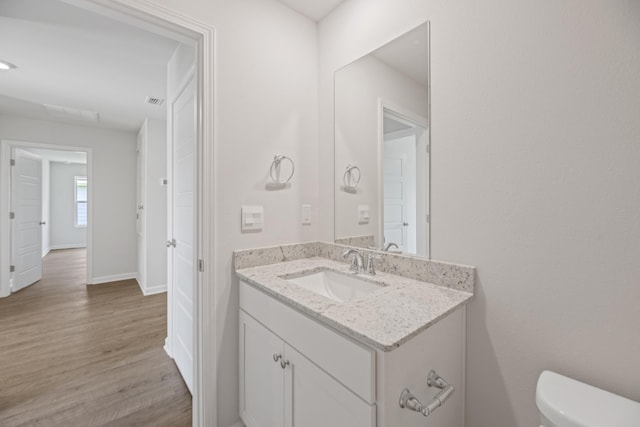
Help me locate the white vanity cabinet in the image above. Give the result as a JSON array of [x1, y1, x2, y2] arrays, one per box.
[[239, 280, 465, 427], [240, 311, 375, 427]]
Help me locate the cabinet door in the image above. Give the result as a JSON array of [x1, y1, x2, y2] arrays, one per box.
[[240, 310, 285, 427], [284, 344, 375, 427]]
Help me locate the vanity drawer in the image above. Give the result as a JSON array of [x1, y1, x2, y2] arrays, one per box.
[[240, 281, 376, 404]]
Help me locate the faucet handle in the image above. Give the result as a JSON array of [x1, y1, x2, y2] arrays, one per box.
[[366, 253, 382, 275]]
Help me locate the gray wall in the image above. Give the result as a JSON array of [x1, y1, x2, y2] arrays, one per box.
[[319, 0, 640, 426], [50, 162, 87, 249]]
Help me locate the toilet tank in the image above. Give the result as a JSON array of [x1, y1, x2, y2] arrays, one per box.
[[536, 370, 640, 427]]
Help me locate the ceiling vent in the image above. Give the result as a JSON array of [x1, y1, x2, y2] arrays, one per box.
[[145, 96, 165, 106], [43, 104, 99, 122]]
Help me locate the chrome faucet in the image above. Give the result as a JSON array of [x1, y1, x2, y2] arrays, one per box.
[[383, 242, 399, 251], [342, 249, 364, 273]]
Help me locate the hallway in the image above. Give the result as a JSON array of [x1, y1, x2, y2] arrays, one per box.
[[0, 249, 191, 427]]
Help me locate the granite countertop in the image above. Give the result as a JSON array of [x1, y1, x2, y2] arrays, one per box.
[[236, 256, 473, 352]]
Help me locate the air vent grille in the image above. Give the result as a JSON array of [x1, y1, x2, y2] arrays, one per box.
[[145, 96, 165, 106], [43, 104, 99, 122]]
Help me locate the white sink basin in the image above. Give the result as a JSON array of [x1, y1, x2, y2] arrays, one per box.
[[283, 269, 382, 303]]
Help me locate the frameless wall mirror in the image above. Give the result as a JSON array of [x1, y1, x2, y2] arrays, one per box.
[[334, 21, 430, 258]]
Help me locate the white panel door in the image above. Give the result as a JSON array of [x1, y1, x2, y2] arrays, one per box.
[[383, 135, 417, 253], [284, 344, 375, 427], [383, 152, 408, 251], [12, 149, 43, 292], [239, 311, 285, 427], [170, 75, 196, 393], [136, 129, 146, 287]]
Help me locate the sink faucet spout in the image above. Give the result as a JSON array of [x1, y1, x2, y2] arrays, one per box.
[[342, 249, 364, 273]]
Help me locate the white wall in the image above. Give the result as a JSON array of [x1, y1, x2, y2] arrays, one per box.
[[334, 54, 426, 244], [153, 1, 320, 425], [0, 115, 138, 283], [320, 1, 640, 426], [49, 162, 87, 249]]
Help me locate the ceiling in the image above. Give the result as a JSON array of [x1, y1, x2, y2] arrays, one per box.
[[276, 0, 345, 21], [0, 0, 181, 132]]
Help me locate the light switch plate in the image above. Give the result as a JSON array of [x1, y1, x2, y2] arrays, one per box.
[[241, 205, 264, 232], [301, 204, 312, 225], [358, 204, 370, 224]]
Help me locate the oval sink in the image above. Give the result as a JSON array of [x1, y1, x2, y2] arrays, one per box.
[[284, 269, 382, 303]]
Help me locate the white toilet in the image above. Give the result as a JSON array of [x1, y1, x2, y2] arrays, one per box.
[[536, 370, 640, 427]]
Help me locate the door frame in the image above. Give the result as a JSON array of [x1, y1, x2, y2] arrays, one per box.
[[0, 140, 94, 295], [377, 99, 429, 256], [63, 1, 216, 426]]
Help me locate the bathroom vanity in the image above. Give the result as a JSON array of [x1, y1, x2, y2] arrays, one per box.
[[235, 242, 474, 427]]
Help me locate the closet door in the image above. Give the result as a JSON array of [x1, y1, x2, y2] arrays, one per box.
[[169, 74, 196, 393], [136, 127, 146, 287]]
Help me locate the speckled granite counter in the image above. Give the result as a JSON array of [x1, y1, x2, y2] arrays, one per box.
[[234, 242, 475, 352]]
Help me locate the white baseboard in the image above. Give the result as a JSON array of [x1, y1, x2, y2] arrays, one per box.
[[136, 275, 145, 291], [42, 248, 50, 257], [49, 244, 87, 250], [164, 337, 172, 358], [136, 276, 167, 296], [142, 283, 167, 296], [89, 272, 137, 285]]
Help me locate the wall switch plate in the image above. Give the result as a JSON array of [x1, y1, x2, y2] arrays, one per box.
[[301, 204, 312, 225], [241, 205, 264, 232], [358, 205, 370, 224]]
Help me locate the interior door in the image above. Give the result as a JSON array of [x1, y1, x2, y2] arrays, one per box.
[[12, 149, 43, 292], [136, 129, 145, 287], [170, 75, 196, 393], [383, 134, 418, 253]]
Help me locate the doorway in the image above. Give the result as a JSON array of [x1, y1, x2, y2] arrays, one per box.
[[0, 0, 215, 425], [0, 140, 93, 295], [381, 106, 429, 257]]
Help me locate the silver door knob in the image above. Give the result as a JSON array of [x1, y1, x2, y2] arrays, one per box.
[[165, 239, 176, 248], [39, 221, 46, 225]]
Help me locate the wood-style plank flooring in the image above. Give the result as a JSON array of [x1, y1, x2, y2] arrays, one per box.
[[0, 249, 191, 427]]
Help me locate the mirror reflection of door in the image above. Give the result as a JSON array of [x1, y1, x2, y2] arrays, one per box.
[[382, 108, 429, 257]]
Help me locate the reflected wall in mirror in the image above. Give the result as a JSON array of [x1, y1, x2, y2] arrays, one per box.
[[334, 22, 430, 258]]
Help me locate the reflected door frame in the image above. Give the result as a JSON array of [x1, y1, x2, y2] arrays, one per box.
[[377, 100, 430, 258]]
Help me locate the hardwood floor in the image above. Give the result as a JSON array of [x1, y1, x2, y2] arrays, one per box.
[[0, 249, 191, 427]]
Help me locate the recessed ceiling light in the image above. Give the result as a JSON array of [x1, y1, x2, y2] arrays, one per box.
[[0, 60, 17, 71]]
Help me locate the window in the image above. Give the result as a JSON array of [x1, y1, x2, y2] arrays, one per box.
[[74, 176, 87, 227]]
